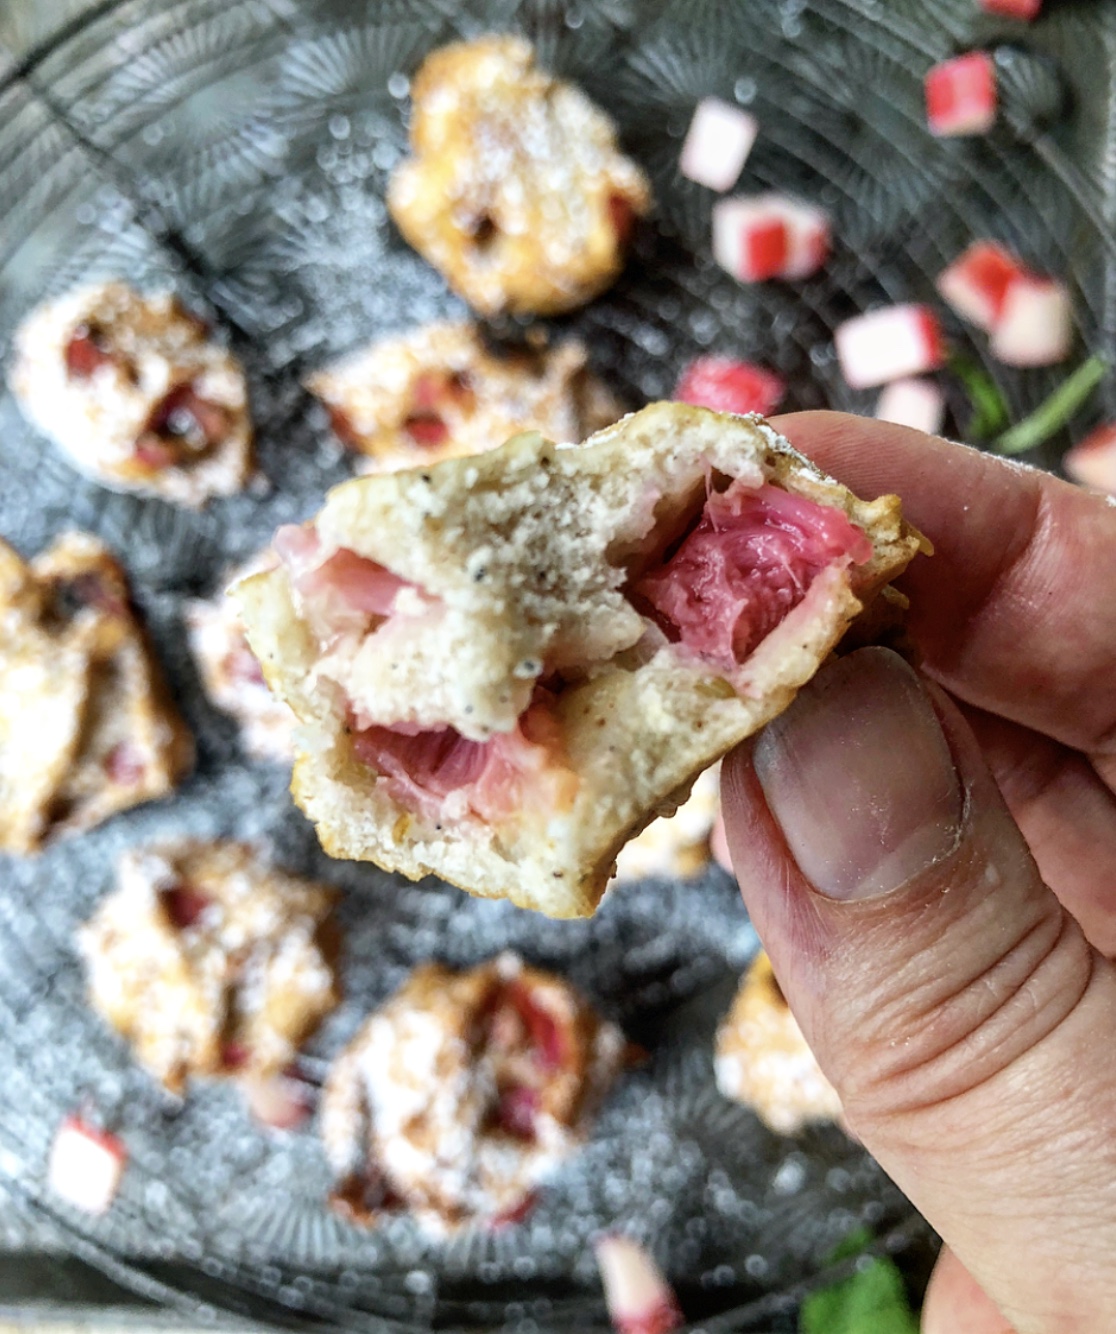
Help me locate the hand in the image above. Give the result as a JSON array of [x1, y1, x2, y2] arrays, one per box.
[[717, 412, 1116, 1334]]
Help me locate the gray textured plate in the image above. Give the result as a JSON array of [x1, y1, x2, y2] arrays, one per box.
[[0, 0, 1112, 1329]]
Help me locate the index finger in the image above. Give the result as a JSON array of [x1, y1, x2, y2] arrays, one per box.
[[771, 411, 1116, 758]]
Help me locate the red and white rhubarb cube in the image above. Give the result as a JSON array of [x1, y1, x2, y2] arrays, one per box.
[[680, 97, 758, 192], [937, 240, 1025, 331], [595, 1235, 683, 1334], [675, 356, 785, 417], [926, 51, 998, 137], [47, 1116, 126, 1215], [712, 194, 829, 283], [835, 305, 946, 389], [875, 378, 946, 436], [980, 0, 1042, 18], [989, 275, 1072, 366], [1064, 424, 1116, 495]]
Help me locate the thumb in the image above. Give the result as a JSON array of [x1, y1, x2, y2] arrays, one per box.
[[721, 647, 1116, 1334]]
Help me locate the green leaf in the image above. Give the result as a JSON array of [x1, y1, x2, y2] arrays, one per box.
[[994, 355, 1108, 455], [948, 351, 1010, 439], [800, 1230, 919, 1334]]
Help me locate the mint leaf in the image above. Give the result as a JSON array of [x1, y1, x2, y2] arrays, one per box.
[[948, 351, 1010, 439], [995, 355, 1107, 455], [800, 1230, 919, 1334]]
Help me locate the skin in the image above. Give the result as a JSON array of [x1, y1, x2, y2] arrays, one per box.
[[718, 413, 1116, 1334]]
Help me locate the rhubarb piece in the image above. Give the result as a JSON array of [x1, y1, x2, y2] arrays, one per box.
[[874, 378, 946, 436], [0, 533, 193, 854], [594, 1235, 683, 1334], [387, 37, 651, 317], [306, 323, 622, 472], [47, 1116, 126, 1215], [319, 953, 626, 1232], [715, 951, 842, 1135], [78, 841, 339, 1095], [186, 551, 296, 762], [713, 193, 830, 283], [679, 97, 758, 191], [674, 356, 785, 417], [612, 763, 720, 882], [980, 0, 1041, 18], [936, 240, 1025, 331], [835, 304, 946, 389], [925, 51, 998, 137], [235, 403, 924, 918], [9, 282, 252, 507], [1064, 424, 1116, 495], [989, 274, 1073, 366]]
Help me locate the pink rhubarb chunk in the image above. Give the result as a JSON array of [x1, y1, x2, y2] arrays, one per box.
[[632, 481, 872, 675], [712, 194, 829, 283], [926, 52, 998, 137], [937, 241, 1025, 331], [875, 378, 945, 435], [989, 275, 1073, 366], [835, 304, 946, 389], [352, 692, 576, 824], [48, 1116, 126, 1215], [675, 356, 785, 417], [680, 97, 758, 191], [1064, 424, 1116, 495], [594, 1235, 683, 1334], [980, 0, 1041, 18]]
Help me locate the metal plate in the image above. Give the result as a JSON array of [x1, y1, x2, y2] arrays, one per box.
[[1, 0, 1112, 1328]]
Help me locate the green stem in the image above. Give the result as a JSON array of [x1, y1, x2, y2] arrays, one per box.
[[995, 355, 1108, 456]]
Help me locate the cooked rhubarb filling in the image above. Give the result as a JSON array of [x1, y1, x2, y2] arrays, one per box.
[[631, 479, 873, 675], [319, 955, 626, 1229], [274, 473, 872, 830]]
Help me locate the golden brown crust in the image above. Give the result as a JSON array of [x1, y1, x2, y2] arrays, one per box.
[[319, 953, 625, 1230], [0, 532, 193, 853], [237, 403, 926, 918], [714, 952, 842, 1135], [387, 37, 652, 317], [78, 840, 339, 1094], [306, 322, 622, 471]]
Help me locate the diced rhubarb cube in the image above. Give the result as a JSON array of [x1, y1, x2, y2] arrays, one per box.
[[835, 305, 946, 389], [595, 1235, 683, 1334], [242, 1070, 315, 1131], [875, 378, 946, 435], [925, 51, 998, 137], [937, 241, 1026, 331], [1064, 424, 1116, 495], [675, 356, 785, 417], [712, 194, 829, 283], [989, 275, 1072, 366], [679, 97, 758, 192], [47, 1116, 126, 1215], [777, 198, 831, 279], [980, 0, 1041, 18]]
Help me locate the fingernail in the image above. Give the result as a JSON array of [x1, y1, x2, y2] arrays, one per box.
[[754, 647, 962, 900]]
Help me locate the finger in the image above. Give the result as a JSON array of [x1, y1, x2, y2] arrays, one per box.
[[961, 705, 1116, 956], [923, 1249, 1017, 1334], [769, 411, 1116, 759], [720, 647, 1116, 1334]]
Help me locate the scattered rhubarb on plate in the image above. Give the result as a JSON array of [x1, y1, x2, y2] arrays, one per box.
[[925, 51, 998, 137], [835, 305, 946, 389], [680, 97, 758, 191], [674, 355, 785, 417], [47, 1115, 126, 1215], [937, 240, 1025, 331], [990, 274, 1073, 366], [712, 193, 830, 282]]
